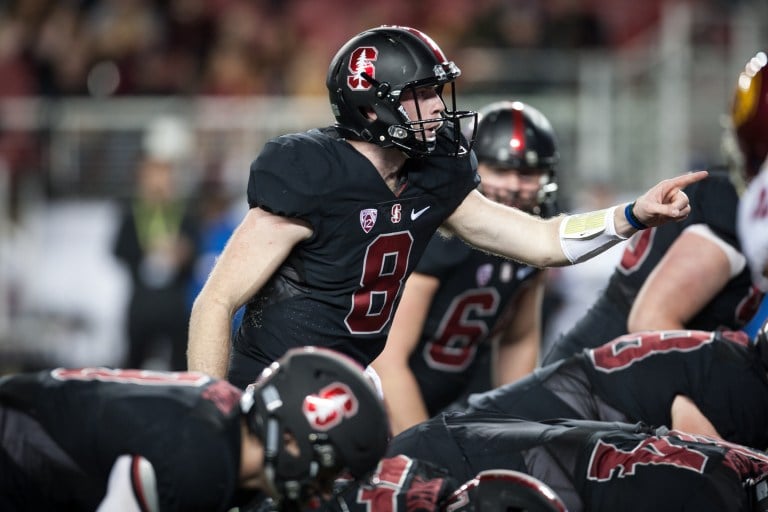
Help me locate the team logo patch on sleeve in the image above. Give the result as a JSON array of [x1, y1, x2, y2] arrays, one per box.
[[302, 382, 359, 431], [360, 208, 378, 233]]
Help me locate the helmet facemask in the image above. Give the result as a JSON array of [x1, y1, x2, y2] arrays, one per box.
[[358, 65, 475, 158], [245, 385, 343, 507], [477, 166, 557, 214]]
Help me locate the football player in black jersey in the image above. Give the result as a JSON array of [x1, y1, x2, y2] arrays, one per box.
[[0, 347, 389, 512], [467, 318, 768, 451], [324, 416, 768, 512], [187, 25, 706, 390], [373, 101, 558, 435], [543, 53, 767, 366]]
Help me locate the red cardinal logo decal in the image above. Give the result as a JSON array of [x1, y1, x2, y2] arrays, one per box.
[[303, 382, 359, 431], [347, 47, 378, 91]]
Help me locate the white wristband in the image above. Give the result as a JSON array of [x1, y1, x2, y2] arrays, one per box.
[[559, 206, 627, 264]]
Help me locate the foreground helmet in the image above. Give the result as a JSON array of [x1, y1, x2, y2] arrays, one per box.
[[326, 25, 476, 157], [241, 347, 390, 507], [472, 101, 559, 214], [732, 51, 768, 183], [443, 469, 568, 512]]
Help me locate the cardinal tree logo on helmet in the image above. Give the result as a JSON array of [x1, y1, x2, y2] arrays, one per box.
[[347, 47, 378, 91], [303, 382, 359, 431]]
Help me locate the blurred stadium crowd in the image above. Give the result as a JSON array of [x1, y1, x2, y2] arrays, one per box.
[[0, 0, 740, 99]]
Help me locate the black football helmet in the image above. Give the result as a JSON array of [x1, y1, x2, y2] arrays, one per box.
[[472, 101, 559, 214], [731, 51, 768, 183], [443, 469, 568, 512], [241, 347, 390, 509], [326, 25, 476, 157]]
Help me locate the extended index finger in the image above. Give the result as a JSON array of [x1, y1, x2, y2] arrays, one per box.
[[668, 170, 709, 189]]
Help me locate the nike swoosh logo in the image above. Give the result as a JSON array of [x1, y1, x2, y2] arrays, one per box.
[[410, 206, 431, 221]]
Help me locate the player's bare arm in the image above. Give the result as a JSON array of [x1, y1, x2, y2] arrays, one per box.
[[670, 394, 722, 439], [187, 207, 312, 378], [629, 229, 738, 331], [494, 272, 545, 385], [445, 170, 708, 267]]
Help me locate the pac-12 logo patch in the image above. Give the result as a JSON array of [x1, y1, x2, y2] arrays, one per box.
[[360, 208, 378, 233], [302, 382, 359, 431], [347, 47, 378, 90]]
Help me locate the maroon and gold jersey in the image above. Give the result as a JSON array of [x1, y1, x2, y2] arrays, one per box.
[[232, 126, 479, 387]]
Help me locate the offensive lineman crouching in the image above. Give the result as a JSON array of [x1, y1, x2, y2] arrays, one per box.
[[0, 347, 389, 512]]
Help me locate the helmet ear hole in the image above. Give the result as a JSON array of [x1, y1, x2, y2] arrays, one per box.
[[358, 106, 376, 121], [282, 430, 300, 458]]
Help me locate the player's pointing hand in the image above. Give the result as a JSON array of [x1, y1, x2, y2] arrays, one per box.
[[630, 170, 709, 228]]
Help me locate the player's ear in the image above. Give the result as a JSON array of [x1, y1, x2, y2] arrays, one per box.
[[361, 106, 377, 121]]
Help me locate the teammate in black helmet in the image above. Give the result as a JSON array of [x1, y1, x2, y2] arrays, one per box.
[[0, 347, 389, 512], [373, 101, 560, 435], [187, 24, 706, 390], [472, 101, 559, 215]]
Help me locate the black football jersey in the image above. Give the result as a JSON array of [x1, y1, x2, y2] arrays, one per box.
[[407, 234, 541, 414], [236, 126, 479, 380], [581, 329, 768, 449], [0, 368, 247, 511], [384, 414, 765, 512], [470, 329, 768, 450]]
